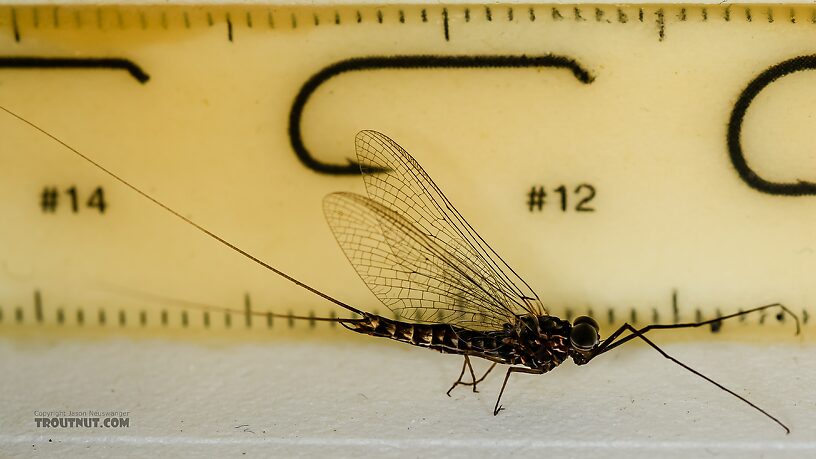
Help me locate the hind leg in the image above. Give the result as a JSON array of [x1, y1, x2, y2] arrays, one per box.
[[447, 356, 497, 395]]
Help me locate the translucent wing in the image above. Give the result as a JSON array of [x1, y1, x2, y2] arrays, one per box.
[[324, 192, 524, 330], [355, 131, 544, 316], [323, 130, 544, 330]]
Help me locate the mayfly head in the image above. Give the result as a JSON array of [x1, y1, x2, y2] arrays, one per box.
[[568, 315, 600, 365]]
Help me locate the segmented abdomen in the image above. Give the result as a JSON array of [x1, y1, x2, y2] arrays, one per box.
[[346, 313, 510, 363]]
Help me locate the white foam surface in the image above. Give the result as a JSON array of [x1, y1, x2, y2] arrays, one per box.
[[1, 338, 813, 458]]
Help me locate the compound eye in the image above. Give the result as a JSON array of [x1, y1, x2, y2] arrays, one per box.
[[570, 316, 600, 351], [573, 315, 599, 330]]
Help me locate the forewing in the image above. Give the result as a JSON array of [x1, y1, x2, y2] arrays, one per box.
[[324, 192, 521, 330], [354, 130, 545, 318]]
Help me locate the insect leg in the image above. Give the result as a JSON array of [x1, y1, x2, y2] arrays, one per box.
[[471, 362, 498, 388], [601, 322, 791, 434], [465, 355, 479, 392], [493, 367, 544, 416], [446, 357, 470, 396], [596, 302, 799, 356], [457, 361, 498, 392], [464, 358, 498, 392]]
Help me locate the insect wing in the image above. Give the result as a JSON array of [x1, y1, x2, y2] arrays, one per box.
[[324, 191, 526, 330], [354, 130, 544, 318]]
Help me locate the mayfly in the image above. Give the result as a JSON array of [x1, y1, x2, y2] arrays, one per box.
[[4, 108, 800, 433]]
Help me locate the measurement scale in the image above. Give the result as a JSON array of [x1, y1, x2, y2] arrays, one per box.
[[0, 3, 814, 340]]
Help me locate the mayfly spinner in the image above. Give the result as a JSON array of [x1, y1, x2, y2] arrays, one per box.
[[4, 107, 800, 433]]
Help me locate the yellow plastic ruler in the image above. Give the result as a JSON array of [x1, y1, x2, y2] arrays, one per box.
[[0, 3, 812, 339]]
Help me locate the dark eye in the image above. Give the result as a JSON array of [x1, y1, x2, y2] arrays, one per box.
[[570, 316, 599, 351]]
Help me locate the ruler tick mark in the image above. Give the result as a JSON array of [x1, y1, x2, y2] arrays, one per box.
[[443, 8, 449, 41], [140, 310, 147, 326], [335, 12, 341, 25], [161, 309, 168, 326], [139, 11, 147, 29], [356, 10, 361, 23], [656, 9, 665, 41], [244, 293, 252, 328], [181, 310, 188, 327], [290, 13, 297, 29], [552, 7, 563, 21], [484, 6, 491, 22], [313, 13, 319, 26], [34, 290, 43, 323], [57, 308, 64, 325], [377, 9, 383, 24], [161, 11, 167, 29], [398, 10, 404, 23], [77, 309, 84, 325], [711, 310, 723, 333], [464, 8, 470, 22], [574, 7, 585, 21], [15, 307, 23, 323], [617, 8, 627, 23], [98, 308, 106, 326], [507, 7, 514, 22], [672, 290, 679, 324], [724, 6, 731, 22], [183, 11, 190, 29], [529, 7, 535, 22], [227, 14, 233, 41], [11, 7, 20, 42], [246, 11, 253, 28], [679, 8, 687, 21], [119, 310, 126, 327], [33, 7, 39, 28], [746, 8, 752, 22], [638, 8, 644, 22], [421, 9, 427, 23]]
